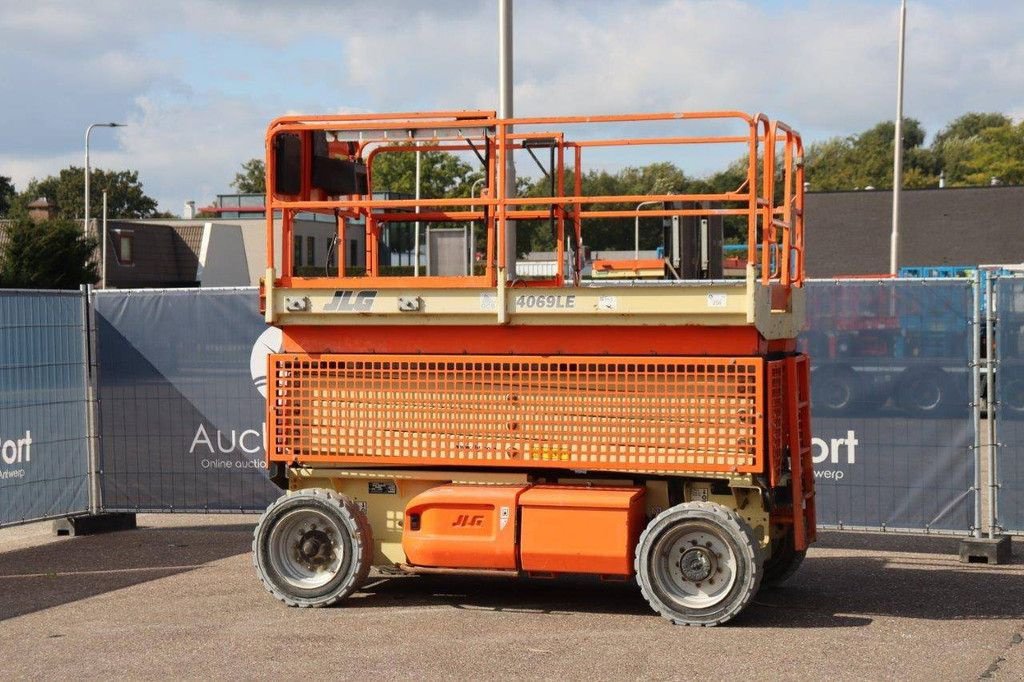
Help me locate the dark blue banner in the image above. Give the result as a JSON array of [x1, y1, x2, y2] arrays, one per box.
[[94, 288, 278, 512], [801, 280, 975, 532], [0, 291, 90, 526], [995, 277, 1024, 534]]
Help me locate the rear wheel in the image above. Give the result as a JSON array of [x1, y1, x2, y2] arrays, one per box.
[[253, 488, 372, 607], [635, 501, 762, 626], [897, 369, 952, 416]]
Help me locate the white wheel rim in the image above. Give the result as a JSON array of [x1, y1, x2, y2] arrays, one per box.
[[909, 378, 941, 410], [823, 378, 852, 409], [266, 508, 345, 590], [650, 520, 738, 610]]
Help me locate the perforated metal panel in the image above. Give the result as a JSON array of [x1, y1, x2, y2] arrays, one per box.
[[267, 354, 764, 474], [766, 360, 786, 486]]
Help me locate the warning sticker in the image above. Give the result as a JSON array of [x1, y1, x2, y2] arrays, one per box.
[[368, 481, 397, 494], [706, 293, 727, 308]]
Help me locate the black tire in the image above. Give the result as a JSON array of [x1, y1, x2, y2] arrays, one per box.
[[896, 368, 952, 416], [253, 488, 372, 607], [635, 501, 762, 627], [761, 526, 806, 586], [812, 366, 862, 415]]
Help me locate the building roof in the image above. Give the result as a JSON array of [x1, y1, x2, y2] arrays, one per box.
[[26, 197, 52, 209], [103, 220, 203, 288], [0, 217, 207, 289], [804, 185, 1024, 277], [172, 223, 204, 261]]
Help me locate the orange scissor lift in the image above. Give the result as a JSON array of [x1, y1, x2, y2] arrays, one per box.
[[253, 110, 815, 626]]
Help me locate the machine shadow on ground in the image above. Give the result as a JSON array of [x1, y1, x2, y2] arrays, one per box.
[[337, 530, 1023, 627], [0, 522, 252, 621], [1, 525, 1020, 628]]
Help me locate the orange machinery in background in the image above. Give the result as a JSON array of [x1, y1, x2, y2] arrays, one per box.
[[251, 110, 814, 627]]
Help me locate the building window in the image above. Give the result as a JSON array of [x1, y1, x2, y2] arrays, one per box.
[[307, 236, 316, 267], [293, 236, 302, 270], [116, 231, 134, 265]]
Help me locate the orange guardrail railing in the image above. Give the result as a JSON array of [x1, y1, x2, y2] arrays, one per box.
[[262, 110, 804, 292]]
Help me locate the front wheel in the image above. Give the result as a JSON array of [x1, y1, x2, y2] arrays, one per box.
[[253, 488, 372, 607], [635, 501, 762, 626]]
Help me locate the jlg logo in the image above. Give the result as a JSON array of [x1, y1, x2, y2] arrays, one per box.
[[451, 514, 485, 528], [324, 290, 376, 312]]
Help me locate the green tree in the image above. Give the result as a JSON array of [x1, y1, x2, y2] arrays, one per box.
[[0, 175, 15, 217], [805, 118, 936, 191], [370, 149, 481, 199], [0, 215, 98, 289], [570, 163, 696, 251], [365, 148, 483, 260], [932, 113, 1017, 186], [512, 158, 775, 253], [17, 167, 161, 221], [803, 112, 1024, 191], [232, 158, 266, 194], [958, 120, 1024, 186], [933, 112, 1012, 147]]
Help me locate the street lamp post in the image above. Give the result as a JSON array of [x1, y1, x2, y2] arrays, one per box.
[[634, 200, 663, 261], [101, 191, 108, 289], [889, 0, 907, 275], [84, 122, 125, 235]]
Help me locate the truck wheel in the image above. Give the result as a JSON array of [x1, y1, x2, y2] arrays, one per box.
[[635, 501, 762, 626], [897, 369, 952, 416], [812, 366, 861, 415], [761, 526, 806, 586], [253, 488, 372, 607]]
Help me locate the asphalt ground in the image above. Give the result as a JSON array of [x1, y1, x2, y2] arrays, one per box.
[[0, 516, 1021, 681]]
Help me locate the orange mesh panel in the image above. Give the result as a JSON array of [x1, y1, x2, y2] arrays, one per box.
[[267, 354, 764, 474]]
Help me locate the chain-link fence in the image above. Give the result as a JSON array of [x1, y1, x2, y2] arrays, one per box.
[[0, 290, 91, 527], [0, 281, 1008, 536], [994, 276, 1024, 534], [93, 288, 278, 512], [801, 279, 976, 533]]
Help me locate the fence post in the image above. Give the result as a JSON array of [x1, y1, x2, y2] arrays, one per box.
[[971, 273, 982, 538], [986, 273, 998, 538], [81, 284, 101, 515], [959, 273, 1011, 563], [53, 286, 137, 536]]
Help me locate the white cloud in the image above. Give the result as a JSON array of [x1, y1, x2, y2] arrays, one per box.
[[0, 93, 274, 213], [110, 94, 279, 212], [337, 0, 1024, 138], [3, 0, 1024, 214]]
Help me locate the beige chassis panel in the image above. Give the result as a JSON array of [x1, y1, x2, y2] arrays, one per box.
[[285, 467, 770, 565], [267, 267, 805, 341]]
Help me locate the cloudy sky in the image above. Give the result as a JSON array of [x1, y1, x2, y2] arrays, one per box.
[[2, 0, 1023, 214]]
